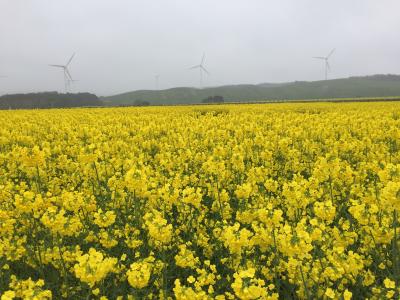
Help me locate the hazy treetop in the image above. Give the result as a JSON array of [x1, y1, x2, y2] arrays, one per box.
[[0, 0, 399, 96]]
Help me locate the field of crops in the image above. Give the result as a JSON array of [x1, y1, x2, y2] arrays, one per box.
[[0, 103, 399, 299]]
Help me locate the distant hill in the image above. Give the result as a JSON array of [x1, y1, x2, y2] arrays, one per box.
[[102, 74, 400, 105], [0, 92, 102, 109]]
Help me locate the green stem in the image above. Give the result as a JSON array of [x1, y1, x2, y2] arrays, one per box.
[[299, 266, 311, 300]]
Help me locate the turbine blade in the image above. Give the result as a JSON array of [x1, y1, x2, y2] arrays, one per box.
[[201, 52, 205, 65], [201, 66, 210, 75], [313, 57, 325, 60], [65, 68, 73, 80], [49, 64, 65, 68], [326, 61, 331, 71], [327, 48, 335, 58], [189, 65, 200, 70], [66, 53, 75, 66]]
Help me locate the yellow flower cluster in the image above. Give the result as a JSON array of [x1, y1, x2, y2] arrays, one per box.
[[126, 256, 154, 289], [73, 248, 117, 287], [144, 210, 173, 246], [0, 102, 400, 299], [94, 209, 116, 228], [1, 276, 52, 300], [232, 268, 278, 300]]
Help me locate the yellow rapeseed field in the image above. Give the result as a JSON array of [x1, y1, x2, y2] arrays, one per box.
[[0, 102, 399, 299]]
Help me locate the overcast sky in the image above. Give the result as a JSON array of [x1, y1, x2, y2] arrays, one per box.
[[0, 0, 399, 96]]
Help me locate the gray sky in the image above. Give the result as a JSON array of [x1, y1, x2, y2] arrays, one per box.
[[0, 0, 399, 96]]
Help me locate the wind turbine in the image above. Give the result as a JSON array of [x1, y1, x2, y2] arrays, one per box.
[[313, 48, 335, 80], [189, 53, 209, 88], [49, 53, 75, 93]]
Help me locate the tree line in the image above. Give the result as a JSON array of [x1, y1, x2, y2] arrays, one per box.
[[0, 92, 103, 109], [202, 95, 224, 103], [0, 92, 227, 109]]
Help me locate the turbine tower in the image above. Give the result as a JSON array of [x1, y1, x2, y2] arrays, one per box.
[[49, 53, 75, 93], [67, 78, 79, 91], [313, 48, 335, 80], [189, 53, 209, 88]]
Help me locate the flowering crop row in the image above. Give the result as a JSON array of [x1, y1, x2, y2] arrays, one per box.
[[0, 103, 399, 299]]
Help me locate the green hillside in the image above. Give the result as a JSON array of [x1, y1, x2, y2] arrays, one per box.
[[102, 74, 400, 105]]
